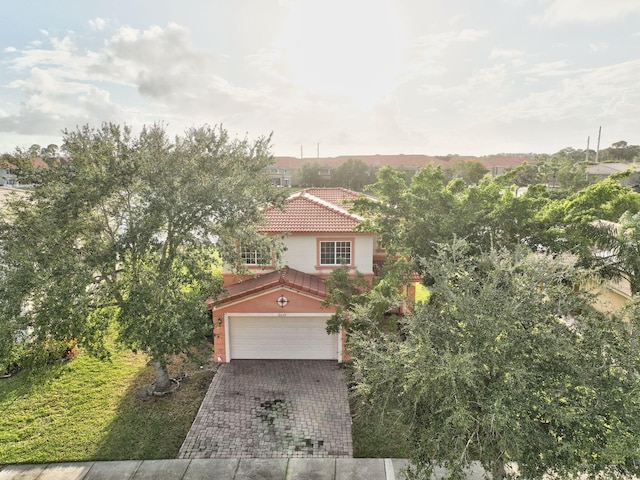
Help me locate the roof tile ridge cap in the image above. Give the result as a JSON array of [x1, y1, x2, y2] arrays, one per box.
[[279, 266, 289, 284], [301, 191, 364, 221], [288, 189, 306, 200]]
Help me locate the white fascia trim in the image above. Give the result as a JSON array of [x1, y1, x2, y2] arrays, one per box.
[[214, 286, 326, 311], [224, 313, 231, 363]]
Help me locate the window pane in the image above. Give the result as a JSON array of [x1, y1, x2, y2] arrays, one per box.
[[320, 241, 351, 265], [320, 242, 335, 265], [241, 247, 266, 265], [335, 241, 351, 264]]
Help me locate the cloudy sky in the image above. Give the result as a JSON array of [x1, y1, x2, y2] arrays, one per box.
[[1, 0, 639, 157]]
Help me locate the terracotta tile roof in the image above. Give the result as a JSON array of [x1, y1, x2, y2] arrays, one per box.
[[259, 188, 363, 233], [210, 267, 327, 307], [301, 187, 362, 205]]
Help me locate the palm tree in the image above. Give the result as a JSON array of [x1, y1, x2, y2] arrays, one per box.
[[589, 212, 640, 296]]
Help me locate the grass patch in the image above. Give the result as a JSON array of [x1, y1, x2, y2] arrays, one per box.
[[414, 283, 430, 304], [351, 402, 413, 458], [0, 346, 214, 464]]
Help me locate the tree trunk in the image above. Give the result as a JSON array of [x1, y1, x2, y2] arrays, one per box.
[[153, 360, 171, 392], [495, 459, 506, 480]]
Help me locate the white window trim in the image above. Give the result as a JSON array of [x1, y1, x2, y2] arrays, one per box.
[[319, 240, 352, 266]]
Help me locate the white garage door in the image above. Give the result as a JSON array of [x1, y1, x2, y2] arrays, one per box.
[[228, 315, 338, 360]]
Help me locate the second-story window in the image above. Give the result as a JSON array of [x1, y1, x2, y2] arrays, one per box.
[[319, 241, 351, 265], [241, 247, 268, 265]]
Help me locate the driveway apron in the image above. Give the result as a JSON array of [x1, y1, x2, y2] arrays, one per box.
[[178, 360, 353, 459]]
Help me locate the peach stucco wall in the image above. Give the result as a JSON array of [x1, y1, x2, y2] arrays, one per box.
[[211, 286, 340, 363]]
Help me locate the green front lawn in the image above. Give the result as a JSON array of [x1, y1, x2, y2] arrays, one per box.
[[1, 348, 408, 464], [0, 349, 214, 464]]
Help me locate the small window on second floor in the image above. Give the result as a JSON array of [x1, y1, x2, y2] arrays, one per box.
[[241, 247, 268, 265], [320, 241, 351, 265]]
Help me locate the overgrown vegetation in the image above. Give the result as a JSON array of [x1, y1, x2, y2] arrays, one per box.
[[344, 163, 640, 478], [350, 243, 640, 480]]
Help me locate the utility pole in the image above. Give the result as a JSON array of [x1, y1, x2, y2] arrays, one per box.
[[317, 142, 320, 159], [300, 146, 303, 159], [585, 136, 590, 163], [595, 126, 602, 164]]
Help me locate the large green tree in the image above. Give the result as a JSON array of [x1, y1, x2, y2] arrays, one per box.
[[351, 242, 640, 479], [351, 165, 553, 268], [443, 159, 489, 185], [330, 158, 373, 191], [533, 176, 640, 272], [0, 123, 284, 390], [294, 160, 324, 187], [352, 166, 640, 276]]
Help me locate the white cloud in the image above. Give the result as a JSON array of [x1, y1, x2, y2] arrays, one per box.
[[524, 61, 575, 77], [589, 43, 608, 52], [402, 29, 489, 80], [2, 5, 638, 157], [490, 48, 528, 67], [492, 59, 640, 122], [490, 48, 525, 59], [89, 17, 107, 31], [1, 23, 276, 140], [535, 0, 640, 26]]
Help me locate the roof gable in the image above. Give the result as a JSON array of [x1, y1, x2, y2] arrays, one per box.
[[211, 267, 327, 307], [259, 188, 363, 233]]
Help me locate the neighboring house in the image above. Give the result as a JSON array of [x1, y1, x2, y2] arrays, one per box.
[[263, 165, 292, 187], [588, 220, 634, 313], [585, 163, 640, 190], [209, 187, 393, 363], [0, 167, 18, 187], [271, 153, 533, 187], [594, 277, 632, 312]]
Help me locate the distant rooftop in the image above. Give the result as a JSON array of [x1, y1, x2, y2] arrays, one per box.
[[585, 163, 639, 175], [273, 153, 534, 170]]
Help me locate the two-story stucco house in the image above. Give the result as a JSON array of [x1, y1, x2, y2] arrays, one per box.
[[209, 187, 389, 363]]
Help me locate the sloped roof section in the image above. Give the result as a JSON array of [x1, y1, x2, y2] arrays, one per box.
[[259, 188, 363, 233], [586, 163, 640, 175], [302, 187, 362, 205], [211, 267, 327, 307]]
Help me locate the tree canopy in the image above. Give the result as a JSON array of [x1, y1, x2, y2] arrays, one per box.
[[330, 158, 372, 191], [350, 242, 640, 479], [443, 159, 489, 185], [294, 160, 324, 187], [0, 123, 284, 389], [351, 165, 640, 280]]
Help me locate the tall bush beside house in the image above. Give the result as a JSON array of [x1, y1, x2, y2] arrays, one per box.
[[350, 241, 640, 480]]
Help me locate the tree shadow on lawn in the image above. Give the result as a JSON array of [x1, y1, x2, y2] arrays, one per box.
[[90, 355, 215, 461]]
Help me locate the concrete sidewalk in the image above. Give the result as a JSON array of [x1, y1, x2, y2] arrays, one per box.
[[0, 458, 413, 480]]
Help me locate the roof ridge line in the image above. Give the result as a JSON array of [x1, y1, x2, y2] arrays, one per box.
[[299, 191, 363, 222], [279, 266, 289, 284]]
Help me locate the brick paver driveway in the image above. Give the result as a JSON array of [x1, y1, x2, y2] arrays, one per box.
[[178, 360, 353, 459]]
